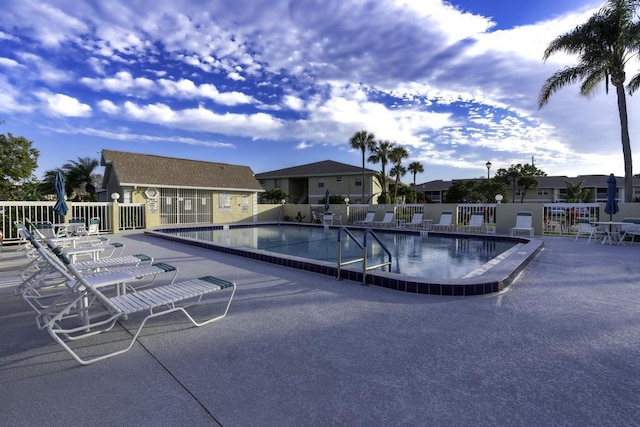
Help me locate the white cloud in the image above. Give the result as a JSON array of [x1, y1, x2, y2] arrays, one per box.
[[97, 99, 119, 114], [121, 101, 283, 136], [36, 92, 92, 117], [0, 57, 22, 68]]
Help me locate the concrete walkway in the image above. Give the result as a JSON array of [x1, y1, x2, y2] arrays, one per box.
[[0, 232, 639, 426]]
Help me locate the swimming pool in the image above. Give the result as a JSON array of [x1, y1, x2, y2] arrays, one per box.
[[146, 223, 543, 296]]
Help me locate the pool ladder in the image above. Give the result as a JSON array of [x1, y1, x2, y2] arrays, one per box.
[[336, 227, 392, 286]]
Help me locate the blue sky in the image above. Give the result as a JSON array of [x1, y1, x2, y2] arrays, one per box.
[[1, 0, 635, 186]]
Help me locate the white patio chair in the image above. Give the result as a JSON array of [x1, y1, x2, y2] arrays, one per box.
[[432, 211, 454, 231], [400, 212, 424, 229], [461, 212, 486, 233], [354, 211, 376, 226], [574, 218, 604, 243], [35, 244, 236, 365], [510, 211, 534, 237], [372, 211, 395, 228], [76, 217, 100, 237]]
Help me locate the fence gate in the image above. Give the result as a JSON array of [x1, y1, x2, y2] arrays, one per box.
[[160, 188, 212, 225]]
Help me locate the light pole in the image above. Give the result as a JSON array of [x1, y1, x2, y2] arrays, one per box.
[[485, 161, 492, 179]]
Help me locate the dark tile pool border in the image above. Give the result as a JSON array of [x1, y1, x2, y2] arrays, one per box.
[[145, 223, 543, 296]]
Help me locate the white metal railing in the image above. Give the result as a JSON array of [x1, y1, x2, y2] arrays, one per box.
[[0, 201, 146, 243], [457, 204, 497, 231], [542, 203, 600, 235], [120, 203, 146, 230]]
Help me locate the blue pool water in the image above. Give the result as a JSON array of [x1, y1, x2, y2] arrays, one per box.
[[158, 224, 517, 280]]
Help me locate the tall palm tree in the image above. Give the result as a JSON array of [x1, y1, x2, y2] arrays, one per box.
[[62, 157, 100, 201], [539, 0, 640, 202], [389, 165, 407, 203], [349, 130, 376, 203], [368, 140, 394, 202], [407, 161, 424, 202], [389, 146, 409, 202]]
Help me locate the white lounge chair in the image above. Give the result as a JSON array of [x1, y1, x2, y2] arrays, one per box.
[[33, 242, 236, 365], [400, 212, 424, 229], [617, 220, 640, 245], [432, 211, 454, 231], [372, 211, 395, 228], [510, 211, 534, 237], [354, 211, 376, 226], [461, 212, 486, 233]]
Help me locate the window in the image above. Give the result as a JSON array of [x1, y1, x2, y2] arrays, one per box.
[[318, 181, 325, 188], [538, 190, 549, 196], [355, 179, 362, 187], [219, 192, 231, 210], [336, 176, 342, 182], [274, 179, 281, 189]]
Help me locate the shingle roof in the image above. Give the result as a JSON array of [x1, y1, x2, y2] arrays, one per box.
[[255, 160, 376, 179], [101, 149, 263, 191]]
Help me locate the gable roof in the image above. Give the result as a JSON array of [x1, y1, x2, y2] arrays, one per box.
[[255, 160, 376, 179], [101, 149, 263, 191]]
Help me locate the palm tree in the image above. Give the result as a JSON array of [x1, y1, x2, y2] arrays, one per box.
[[564, 179, 591, 202], [389, 164, 407, 203], [389, 146, 409, 202], [407, 161, 424, 202], [539, 0, 640, 202], [349, 130, 376, 203], [368, 140, 394, 202], [62, 157, 100, 201]]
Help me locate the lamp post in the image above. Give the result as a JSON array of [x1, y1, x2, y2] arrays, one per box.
[[485, 161, 492, 179]]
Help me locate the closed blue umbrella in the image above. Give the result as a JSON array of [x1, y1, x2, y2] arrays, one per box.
[[324, 189, 330, 212], [53, 171, 68, 217], [604, 174, 619, 221]]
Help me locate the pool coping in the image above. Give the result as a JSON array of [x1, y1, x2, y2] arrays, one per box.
[[145, 223, 543, 296]]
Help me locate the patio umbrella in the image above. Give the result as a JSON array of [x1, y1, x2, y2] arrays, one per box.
[[53, 171, 68, 217], [324, 189, 330, 212], [604, 173, 619, 221]]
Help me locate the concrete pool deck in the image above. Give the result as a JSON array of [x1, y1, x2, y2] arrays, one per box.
[[1, 231, 639, 426]]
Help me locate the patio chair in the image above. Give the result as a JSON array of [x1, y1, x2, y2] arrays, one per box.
[[399, 212, 424, 229], [510, 211, 534, 237], [354, 211, 376, 226], [17, 229, 177, 314], [617, 220, 640, 245], [574, 218, 604, 243], [372, 211, 395, 228], [37, 246, 236, 365], [461, 212, 486, 233], [432, 211, 454, 231], [75, 217, 100, 238]]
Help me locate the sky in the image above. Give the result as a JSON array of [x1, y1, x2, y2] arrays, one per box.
[[1, 0, 636, 187]]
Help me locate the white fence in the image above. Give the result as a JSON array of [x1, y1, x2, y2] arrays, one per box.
[[0, 202, 145, 243]]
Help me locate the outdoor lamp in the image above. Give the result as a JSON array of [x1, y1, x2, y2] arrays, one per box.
[[344, 197, 349, 204], [495, 194, 503, 204], [281, 199, 286, 205], [486, 161, 492, 179], [111, 192, 120, 202]]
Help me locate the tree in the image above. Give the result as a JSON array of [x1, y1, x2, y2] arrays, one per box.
[[389, 146, 409, 203], [262, 188, 290, 203], [539, 0, 640, 202], [349, 130, 376, 203], [368, 140, 394, 199], [564, 179, 591, 202], [494, 163, 547, 203], [0, 132, 40, 199], [62, 157, 100, 201], [407, 161, 424, 203]]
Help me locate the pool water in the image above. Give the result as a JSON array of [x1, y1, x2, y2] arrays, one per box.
[[163, 225, 516, 280]]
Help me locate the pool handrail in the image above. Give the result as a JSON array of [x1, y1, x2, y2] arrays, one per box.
[[336, 227, 392, 286]]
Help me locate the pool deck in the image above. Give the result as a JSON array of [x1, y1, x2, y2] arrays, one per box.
[[1, 231, 639, 426]]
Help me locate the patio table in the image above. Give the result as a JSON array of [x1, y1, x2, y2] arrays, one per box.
[[593, 221, 627, 245]]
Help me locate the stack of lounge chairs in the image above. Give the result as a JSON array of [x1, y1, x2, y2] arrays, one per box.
[[12, 221, 236, 365]]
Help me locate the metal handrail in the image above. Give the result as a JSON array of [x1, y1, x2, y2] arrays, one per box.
[[336, 227, 392, 286]]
